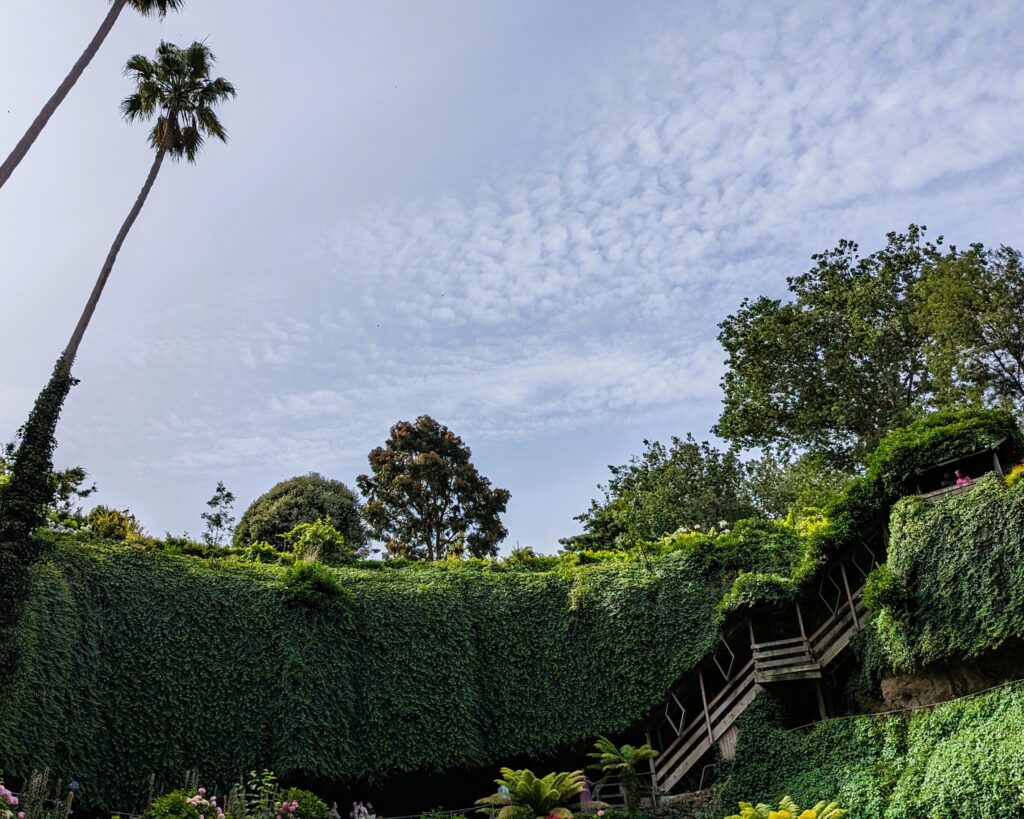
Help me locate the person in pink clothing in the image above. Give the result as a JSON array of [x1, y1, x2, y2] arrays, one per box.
[[955, 469, 973, 486]]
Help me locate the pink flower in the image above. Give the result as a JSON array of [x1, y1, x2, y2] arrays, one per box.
[[597, 811, 605, 817], [18, 813, 26, 819], [9, 798, 16, 806], [291, 802, 299, 811], [199, 788, 206, 796]]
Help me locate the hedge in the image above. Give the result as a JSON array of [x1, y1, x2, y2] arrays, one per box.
[[719, 682, 1024, 818], [0, 539, 730, 811]]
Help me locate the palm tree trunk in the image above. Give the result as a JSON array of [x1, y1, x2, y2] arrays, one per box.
[[0, 0, 129, 191], [60, 145, 167, 376]]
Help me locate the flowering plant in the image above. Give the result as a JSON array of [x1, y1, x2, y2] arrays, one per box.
[[0, 777, 24, 819], [144, 788, 224, 819], [188, 787, 225, 819]]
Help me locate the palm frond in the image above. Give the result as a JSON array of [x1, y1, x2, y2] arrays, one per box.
[[121, 40, 234, 161]]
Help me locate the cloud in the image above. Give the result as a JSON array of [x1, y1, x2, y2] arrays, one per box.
[[18, 0, 1024, 547]]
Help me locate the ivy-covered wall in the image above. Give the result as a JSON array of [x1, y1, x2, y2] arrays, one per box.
[[0, 540, 728, 811], [719, 682, 1024, 818], [0, 408, 1018, 811], [866, 472, 1024, 671]]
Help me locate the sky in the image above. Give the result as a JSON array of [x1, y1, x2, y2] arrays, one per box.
[[2, 0, 1023, 552]]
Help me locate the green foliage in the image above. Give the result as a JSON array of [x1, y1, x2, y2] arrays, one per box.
[[914, 243, 1024, 413], [475, 768, 585, 819], [201, 481, 236, 547], [725, 797, 846, 819], [0, 535, 727, 811], [358, 416, 510, 559], [864, 407, 1019, 495], [85, 504, 146, 541], [280, 788, 329, 819], [280, 561, 352, 608], [234, 474, 365, 551], [143, 791, 206, 819], [282, 518, 362, 565], [587, 736, 658, 818], [0, 444, 97, 531], [866, 473, 1024, 670], [720, 683, 1024, 818], [144, 789, 223, 819], [562, 436, 772, 553], [0, 359, 75, 562], [0, 358, 75, 679], [0, 408, 1013, 811], [122, 41, 236, 164], [501, 546, 560, 571], [716, 226, 942, 465], [238, 540, 296, 565]]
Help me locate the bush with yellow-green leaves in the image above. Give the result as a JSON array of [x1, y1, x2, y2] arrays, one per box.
[[725, 797, 846, 819]]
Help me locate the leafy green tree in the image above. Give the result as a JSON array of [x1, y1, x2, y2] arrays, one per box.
[[281, 517, 363, 565], [587, 736, 659, 818], [85, 504, 145, 541], [744, 452, 851, 521], [915, 244, 1024, 413], [716, 226, 944, 466], [357, 416, 510, 560], [561, 435, 766, 552], [233, 474, 366, 550], [475, 768, 585, 819], [201, 481, 236, 547], [0, 0, 185, 191]]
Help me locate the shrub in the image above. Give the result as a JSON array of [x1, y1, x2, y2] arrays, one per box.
[[84, 505, 145, 541], [720, 683, 1024, 818], [281, 518, 362, 565], [279, 789, 328, 819], [0, 775, 20, 819], [725, 798, 846, 819], [280, 562, 351, 607], [475, 768, 585, 819], [144, 789, 223, 819], [234, 475, 365, 551]]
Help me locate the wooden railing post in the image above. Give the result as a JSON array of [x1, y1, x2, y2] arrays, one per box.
[[840, 563, 859, 630], [698, 669, 715, 745], [645, 729, 660, 806]]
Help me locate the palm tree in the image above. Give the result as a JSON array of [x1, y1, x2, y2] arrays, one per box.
[[475, 768, 587, 819], [61, 40, 235, 377], [587, 736, 659, 818], [0, 42, 234, 562], [0, 0, 185, 191]]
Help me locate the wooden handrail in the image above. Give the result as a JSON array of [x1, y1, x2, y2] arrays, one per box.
[[653, 545, 879, 793]]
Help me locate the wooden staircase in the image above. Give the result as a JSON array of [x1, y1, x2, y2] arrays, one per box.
[[649, 534, 881, 795]]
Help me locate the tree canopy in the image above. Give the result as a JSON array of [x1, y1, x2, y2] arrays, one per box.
[[715, 226, 1024, 466], [915, 244, 1024, 414], [715, 226, 941, 465], [357, 415, 510, 560], [561, 436, 781, 553], [233, 474, 365, 550]]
